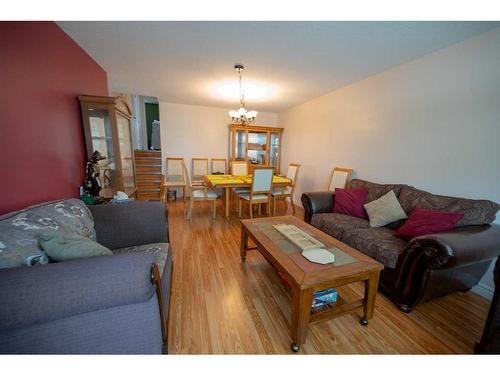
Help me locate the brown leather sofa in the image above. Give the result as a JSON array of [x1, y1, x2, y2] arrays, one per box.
[[302, 179, 500, 312]]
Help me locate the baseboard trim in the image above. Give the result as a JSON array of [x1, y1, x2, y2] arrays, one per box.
[[471, 282, 494, 300]]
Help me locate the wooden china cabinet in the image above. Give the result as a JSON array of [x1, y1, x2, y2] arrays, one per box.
[[78, 95, 136, 199], [228, 124, 284, 174]]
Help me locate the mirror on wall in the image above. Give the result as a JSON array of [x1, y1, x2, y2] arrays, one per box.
[[113, 93, 161, 151]]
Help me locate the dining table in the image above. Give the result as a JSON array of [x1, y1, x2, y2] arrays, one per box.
[[203, 174, 292, 217]]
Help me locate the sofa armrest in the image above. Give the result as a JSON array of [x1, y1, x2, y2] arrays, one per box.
[[301, 191, 334, 223], [395, 224, 500, 310], [89, 201, 168, 249], [408, 224, 500, 269], [0, 252, 156, 332]]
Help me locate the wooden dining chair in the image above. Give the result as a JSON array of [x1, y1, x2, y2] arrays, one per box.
[[211, 158, 227, 174], [164, 157, 187, 201], [272, 163, 301, 215], [328, 167, 353, 191], [160, 174, 166, 203], [237, 167, 274, 219], [183, 161, 217, 221], [230, 160, 250, 196], [230, 160, 248, 176], [192, 157, 209, 186]]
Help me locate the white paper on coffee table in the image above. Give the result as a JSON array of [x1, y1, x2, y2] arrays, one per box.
[[302, 248, 335, 264]]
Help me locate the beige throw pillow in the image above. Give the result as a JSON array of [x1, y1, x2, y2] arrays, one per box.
[[39, 231, 112, 261], [364, 190, 407, 228]]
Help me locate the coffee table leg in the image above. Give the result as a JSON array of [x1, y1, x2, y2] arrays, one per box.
[[290, 286, 313, 352], [240, 226, 248, 261], [361, 270, 380, 325]]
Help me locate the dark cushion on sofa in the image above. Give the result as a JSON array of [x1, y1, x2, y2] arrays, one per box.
[[311, 213, 370, 240], [89, 201, 168, 249], [395, 208, 463, 239], [348, 179, 407, 203], [398, 186, 499, 227], [333, 188, 368, 218], [343, 227, 408, 269]]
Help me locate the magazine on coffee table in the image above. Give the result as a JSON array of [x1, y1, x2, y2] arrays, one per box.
[[273, 224, 325, 250]]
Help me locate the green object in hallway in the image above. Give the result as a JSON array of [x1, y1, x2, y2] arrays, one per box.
[[145, 102, 160, 149], [80, 193, 96, 205]]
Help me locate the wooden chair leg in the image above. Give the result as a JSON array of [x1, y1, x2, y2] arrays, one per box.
[[182, 187, 186, 202], [238, 198, 242, 218], [249, 202, 253, 219], [267, 198, 271, 216], [272, 196, 276, 216], [290, 196, 295, 214], [258, 204, 262, 215], [212, 200, 216, 219], [187, 197, 193, 221]]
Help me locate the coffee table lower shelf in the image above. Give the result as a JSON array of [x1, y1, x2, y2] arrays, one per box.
[[310, 295, 365, 324]]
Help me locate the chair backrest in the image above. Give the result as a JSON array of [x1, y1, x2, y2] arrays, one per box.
[[251, 167, 274, 193], [211, 158, 227, 174], [192, 158, 209, 180], [231, 161, 248, 176], [286, 163, 301, 186], [182, 160, 192, 188], [328, 167, 353, 191], [166, 157, 184, 178]]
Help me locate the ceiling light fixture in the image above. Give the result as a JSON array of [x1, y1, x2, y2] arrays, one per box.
[[228, 64, 257, 125]]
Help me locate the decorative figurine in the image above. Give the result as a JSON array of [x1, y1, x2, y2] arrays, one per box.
[[84, 151, 106, 198]]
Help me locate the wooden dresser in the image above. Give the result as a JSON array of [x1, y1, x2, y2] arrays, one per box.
[[134, 150, 163, 201]]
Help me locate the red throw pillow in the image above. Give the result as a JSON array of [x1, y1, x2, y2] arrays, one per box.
[[333, 188, 368, 219], [395, 208, 464, 239]]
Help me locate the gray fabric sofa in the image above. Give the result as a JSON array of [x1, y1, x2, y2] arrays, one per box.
[[0, 199, 171, 354]]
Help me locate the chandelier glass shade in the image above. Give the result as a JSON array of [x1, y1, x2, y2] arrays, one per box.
[[228, 65, 258, 124]]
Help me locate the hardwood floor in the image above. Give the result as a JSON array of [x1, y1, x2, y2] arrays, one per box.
[[166, 198, 489, 354]]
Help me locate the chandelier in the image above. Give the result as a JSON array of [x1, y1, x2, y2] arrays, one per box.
[[228, 64, 258, 124]]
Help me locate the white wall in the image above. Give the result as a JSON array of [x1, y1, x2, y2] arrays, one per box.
[[279, 27, 500, 297], [159, 102, 278, 177]]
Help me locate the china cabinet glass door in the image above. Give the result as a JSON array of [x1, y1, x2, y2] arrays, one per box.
[[247, 130, 267, 165], [234, 129, 246, 161], [116, 113, 135, 190], [88, 108, 115, 188], [269, 131, 280, 170]]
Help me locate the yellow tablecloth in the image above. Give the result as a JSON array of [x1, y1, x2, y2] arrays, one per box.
[[205, 174, 291, 187]]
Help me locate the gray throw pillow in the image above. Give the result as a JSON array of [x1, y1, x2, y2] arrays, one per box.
[[364, 190, 408, 228], [39, 231, 112, 261]]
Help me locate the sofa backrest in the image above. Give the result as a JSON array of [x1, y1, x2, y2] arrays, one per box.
[[398, 186, 499, 227], [348, 179, 407, 203], [348, 178, 499, 227], [0, 199, 95, 269]]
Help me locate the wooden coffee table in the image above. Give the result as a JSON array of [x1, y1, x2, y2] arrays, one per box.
[[240, 215, 384, 352]]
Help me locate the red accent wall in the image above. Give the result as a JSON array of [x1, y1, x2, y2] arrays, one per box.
[[0, 22, 109, 214]]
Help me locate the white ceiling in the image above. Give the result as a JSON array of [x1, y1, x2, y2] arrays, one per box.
[[58, 21, 499, 112]]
